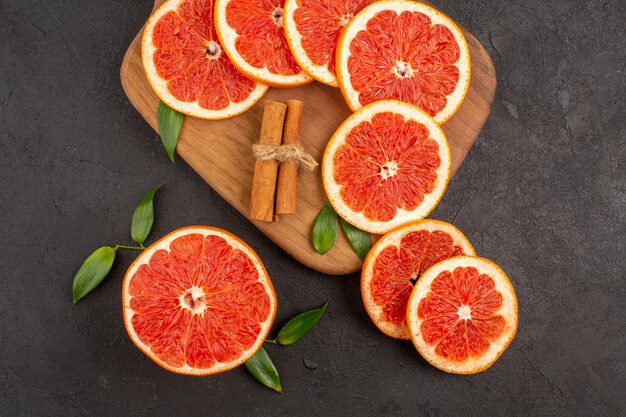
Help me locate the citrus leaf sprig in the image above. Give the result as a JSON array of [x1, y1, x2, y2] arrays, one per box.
[[273, 300, 328, 345], [72, 185, 162, 304], [339, 219, 370, 261], [245, 348, 282, 394], [157, 101, 184, 162], [245, 301, 329, 393], [312, 202, 338, 254], [72, 246, 117, 304], [311, 202, 371, 260], [131, 184, 161, 245]]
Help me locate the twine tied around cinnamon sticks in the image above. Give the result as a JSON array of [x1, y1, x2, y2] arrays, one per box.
[[252, 143, 318, 171], [250, 100, 316, 222]]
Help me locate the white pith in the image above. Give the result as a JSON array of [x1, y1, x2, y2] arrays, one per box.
[[179, 286, 206, 314], [339, 14, 353, 26], [393, 60, 414, 78], [142, 0, 268, 120], [283, 0, 339, 86], [272, 7, 284, 27], [215, 0, 312, 86], [122, 227, 277, 376], [361, 220, 475, 340], [380, 161, 398, 179], [322, 100, 452, 234], [205, 40, 222, 60], [336, 0, 471, 124], [406, 256, 518, 374], [457, 304, 472, 320]]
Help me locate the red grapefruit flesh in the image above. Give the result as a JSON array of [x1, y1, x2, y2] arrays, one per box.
[[283, 0, 376, 86], [407, 256, 518, 374], [142, 0, 268, 119], [336, 0, 471, 124], [361, 220, 475, 339], [215, 0, 313, 86], [122, 226, 277, 375]]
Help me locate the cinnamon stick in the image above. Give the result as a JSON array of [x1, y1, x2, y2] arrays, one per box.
[[250, 101, 287, 222], [276, 100, 303, 215]]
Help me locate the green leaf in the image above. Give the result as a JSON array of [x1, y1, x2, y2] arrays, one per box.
[[312, 202, 338, 254], [340, 219, 371, 261], [275, 300, 329, 345], [130, 184, 162, 245], [157, 100, 184, 162], [244, 347, 282, 394], [72, 246, 117, 304]]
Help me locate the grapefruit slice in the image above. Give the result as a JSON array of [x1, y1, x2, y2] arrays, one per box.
[[214, 0, 313, 87], [336, 0, 471, 124], [142, 0, 268, 120], [122, 226, 277, 375], [407, 256, 518, 374], [322, 100, 451, 234], [361, 220, 475, 339], [283, 0, 376, 87]]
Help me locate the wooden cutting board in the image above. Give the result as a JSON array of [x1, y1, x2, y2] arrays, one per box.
[[120, 0, 496, 275]]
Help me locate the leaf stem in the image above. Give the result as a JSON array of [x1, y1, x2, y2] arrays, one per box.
[[264, 339, 278, 344], [115, 244, 145, 251]]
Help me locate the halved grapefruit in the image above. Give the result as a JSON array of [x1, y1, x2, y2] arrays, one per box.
[[214, 0, 313, 87], [142, 0, 268, 120], [407, 256, 518, 374], [122, 226, 277, 375], [283, 0, 376, 86], [322, 100, 451, 234], [336, 0, 471, 124], [361, 220, 475, 339]]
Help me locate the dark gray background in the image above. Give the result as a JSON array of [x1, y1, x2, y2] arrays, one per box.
[[1, 0, 624, 415]]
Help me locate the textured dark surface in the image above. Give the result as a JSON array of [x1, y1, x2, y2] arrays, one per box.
[[1, 0, 625, 416]]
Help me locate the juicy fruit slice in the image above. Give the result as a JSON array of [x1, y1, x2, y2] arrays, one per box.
[[361, 220, 475, 339], [214, 0, 313, 86], [406, 256, 518, 374], [142, 0, 268, 120], [322, 100, 451, 234], [336, 0, 471, 124], [283, 0, 376, 86], [122, 226, 277, 375]]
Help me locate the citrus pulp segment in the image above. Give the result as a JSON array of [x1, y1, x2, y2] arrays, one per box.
[[406, 256, 518, 374], [142, 0, 268, 120], [122, 226, 277, 375], [361, 220, 475, 339], [283, 0, 376, 86], [322, 100, 451, 234], [214, 0, 313, 87], [336, 0, 471, 124]]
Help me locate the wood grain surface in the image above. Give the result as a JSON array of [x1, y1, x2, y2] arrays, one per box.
[[120, 0, 497, 275]]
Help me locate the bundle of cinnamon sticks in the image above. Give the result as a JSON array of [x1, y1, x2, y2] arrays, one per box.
[[250, 100, 304, 222]]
